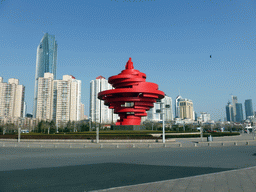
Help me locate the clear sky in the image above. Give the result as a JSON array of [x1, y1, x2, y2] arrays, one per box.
[[0, 0, 255, 121]]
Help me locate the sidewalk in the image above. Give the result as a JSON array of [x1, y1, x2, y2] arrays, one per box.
[[92, 166, 256, 192], [0, 133, 255, 148]]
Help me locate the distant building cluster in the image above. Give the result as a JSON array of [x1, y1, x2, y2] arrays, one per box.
[[0, 33, 86, 131], [225, 95, 254, 123]]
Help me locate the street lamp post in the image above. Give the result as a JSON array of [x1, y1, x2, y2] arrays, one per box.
[[252, 126, 256, 140], [162, 105, 165, 143], [96, 125, 99, 143], [156, 100, 170, 144], [89, 117, 92, 132], [200, 126, 203, 142], [18, 128, 21, 143]]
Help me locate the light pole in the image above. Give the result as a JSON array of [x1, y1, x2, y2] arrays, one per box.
[[162, 105, 165, 143], [89, 117, 92, 132], [200, 124, 203, 142], [18, 128, 21, 143], [96, 124, 99, 143], [156, 100, 170, 144], [252, 126, 256, 140]]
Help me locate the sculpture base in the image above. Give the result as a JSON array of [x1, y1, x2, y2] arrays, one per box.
[[111, 125, 146, 131]]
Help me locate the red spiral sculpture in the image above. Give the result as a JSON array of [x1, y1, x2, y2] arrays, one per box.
[[98, 58, 165, 125]]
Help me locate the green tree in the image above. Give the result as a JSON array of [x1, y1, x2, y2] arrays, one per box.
[[37, 121, 42, 133], [49, 120, 56, 133], [64, 121, 72, 132], [80, 123, 89, 132]]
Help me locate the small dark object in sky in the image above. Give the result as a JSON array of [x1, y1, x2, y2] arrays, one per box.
[[210, 55, 212, 58]]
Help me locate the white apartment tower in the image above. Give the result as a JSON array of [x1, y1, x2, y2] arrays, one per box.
[[200, 112, 211, 123], [53, 75, 81, 126], [147, 95, 173, 122], [36, 73, 54, 121], [80, 103, 85, 120], [0, 77, 25, 118], [90, 76, 118, 124], [35, 73, 81, 126]]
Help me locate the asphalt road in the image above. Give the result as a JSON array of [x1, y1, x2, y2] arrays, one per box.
[[0, 146, 256, 192]]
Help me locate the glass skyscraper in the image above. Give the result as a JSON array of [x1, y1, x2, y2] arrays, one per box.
[[33, 33, 58, 118], [245, 99, 253, 119], [175, 95, 182, 118], [226, 101, 234, 122], [235, 103, 243, 122]]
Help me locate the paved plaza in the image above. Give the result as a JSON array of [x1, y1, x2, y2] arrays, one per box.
[[0, 133, 255, 191], [93, 166, 256, 192]]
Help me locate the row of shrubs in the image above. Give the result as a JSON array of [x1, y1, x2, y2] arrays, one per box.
[[0, 130, 201, 135], [0, 134, 156, 140], [0, 132, 240, 139], [163, 132, 240, 138]]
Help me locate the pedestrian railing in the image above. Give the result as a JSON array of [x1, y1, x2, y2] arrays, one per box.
[[0, 140, 255, 149]]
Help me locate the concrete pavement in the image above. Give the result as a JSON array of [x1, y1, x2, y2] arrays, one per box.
[[0, 133, 255, 149], [93, 166, 256, 192], [90, 134, 256, 192], [0, 133, 255, 191]]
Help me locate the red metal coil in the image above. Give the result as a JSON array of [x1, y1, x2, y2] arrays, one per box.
[[98, 58, 165, 125]]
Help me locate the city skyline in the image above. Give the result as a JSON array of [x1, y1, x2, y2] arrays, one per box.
[[1, 0, 255, 121]]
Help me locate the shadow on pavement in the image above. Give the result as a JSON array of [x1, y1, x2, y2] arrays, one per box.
[[0, 163, 235, 192]]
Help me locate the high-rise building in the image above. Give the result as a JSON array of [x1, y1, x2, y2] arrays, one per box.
[[54, 75, 81, 126], [194, 112, 198, 121], [179, 98, 194, 120], [231, 95, 238, 122], [226, 101, 234, 122], [200, 112, 211, 123], [35, 73, 81, 127], [0, 77, 25, 118], [36, 73, 54, 121], [175, 95, 182, 118], [245, 99, 254, 119], [235, 103, 243, 122], [23, 101, 27, 118], [147, 95, 173, 122], [33, 33, 58, 118], [80, 103, 85, 120], [90, 76, 118, 124]]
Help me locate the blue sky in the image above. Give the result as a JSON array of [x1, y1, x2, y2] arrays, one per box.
[[0, 0, 255, 121]]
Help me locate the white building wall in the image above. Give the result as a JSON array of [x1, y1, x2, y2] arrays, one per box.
[[146, 95, 173, 122], [36, 73, 54, 121], [90, 77, 116, 124], [201, 112, 211, 122], [0, 78, 25, 118], [69, 79, 81, 121]]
